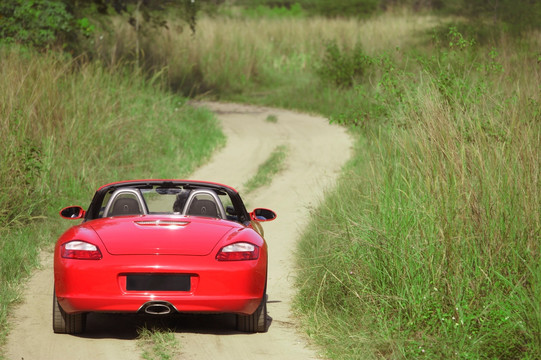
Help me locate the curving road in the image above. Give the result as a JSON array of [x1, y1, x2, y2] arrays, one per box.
[[5, 102, 352, 360]]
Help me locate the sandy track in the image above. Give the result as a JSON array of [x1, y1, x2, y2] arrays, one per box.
[[5, 102, 352, 360]]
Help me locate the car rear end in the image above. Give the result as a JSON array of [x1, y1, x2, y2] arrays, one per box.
[[54, 216, 267, 318]]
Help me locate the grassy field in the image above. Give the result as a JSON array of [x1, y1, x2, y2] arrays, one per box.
[[0, 45, 224, 351], [1, 6, 539, 359], [93, 9, 541, 358], [91, 10, 439, 102], [295, 59, 540, 357]]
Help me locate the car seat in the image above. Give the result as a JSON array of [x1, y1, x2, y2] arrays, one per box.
[[111, 198, 142, 216], [187, 199, 219, 218]]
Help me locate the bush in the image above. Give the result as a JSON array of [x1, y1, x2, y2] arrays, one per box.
[[317, 40, 369, 88], [0, 0, 73, 48]]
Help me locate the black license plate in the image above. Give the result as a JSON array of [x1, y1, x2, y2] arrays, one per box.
[[126, 274, 191, 291]]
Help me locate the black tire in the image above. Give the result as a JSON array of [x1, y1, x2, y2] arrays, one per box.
[[236, 294, 268, 333], [52, 290, 86, 334]]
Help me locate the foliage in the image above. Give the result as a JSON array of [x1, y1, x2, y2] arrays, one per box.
[[443, 0, 541, 33], [317, 40, 369, 88], [0, 0, 73, 48], [76, 16, 96, 37], [236, 0, 380, 17], [0, 45, 224, 348], [294, 26, 541, 359], [301, 0, 380, 17], [0, 0, 201, 52], [328, 25, 485, 128], [238, 3, 304, 18], [265, 114, 278, 123], [235, 0, 541, 32], [138, 327, 180, 360], [0, 46, 224, 227]]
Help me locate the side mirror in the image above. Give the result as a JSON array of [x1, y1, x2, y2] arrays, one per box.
[[60, 206, 85, 220], [250, 208, 277, 222]]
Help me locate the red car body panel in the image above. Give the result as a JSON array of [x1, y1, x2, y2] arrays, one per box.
[[87, 216, 236, 256], [53, 180, 273, 320]]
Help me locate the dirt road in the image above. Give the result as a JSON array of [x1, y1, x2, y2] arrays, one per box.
[[5, 102, 352, 360]]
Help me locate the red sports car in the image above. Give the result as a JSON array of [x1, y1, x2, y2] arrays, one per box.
[[53, 180, 276, 334]]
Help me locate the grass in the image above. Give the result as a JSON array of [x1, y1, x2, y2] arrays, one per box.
[[137, 327, 180, 360], [292, 29, 541, 359], [0, 45, 224, 353], [91, 11, 440, 101], [265, 114, 278, 123], [243, 145, 288, 194]]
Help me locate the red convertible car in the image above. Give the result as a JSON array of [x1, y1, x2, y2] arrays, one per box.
[[53, 180, 276, 334]]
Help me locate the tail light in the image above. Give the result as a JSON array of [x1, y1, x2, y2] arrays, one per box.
[[216, 242, 259, 261], [61, 241, 102, 260]]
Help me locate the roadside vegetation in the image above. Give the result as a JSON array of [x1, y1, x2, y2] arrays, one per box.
[[295, 32, 541, 357], [1, 0, 539, 358], [0, 45, 224, 351], [138, 326, 180, 360]]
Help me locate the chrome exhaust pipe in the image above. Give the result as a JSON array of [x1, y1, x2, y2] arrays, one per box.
[[141, 301, 174, 315]]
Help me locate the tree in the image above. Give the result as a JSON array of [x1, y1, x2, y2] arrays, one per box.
[[0, 0, 200, 51]]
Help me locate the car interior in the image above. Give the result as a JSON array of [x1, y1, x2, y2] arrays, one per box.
[[103, 186, 229, 220]]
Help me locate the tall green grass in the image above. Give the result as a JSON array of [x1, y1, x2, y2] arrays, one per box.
[[0, 45, 224, 349], [93, 10, 540, 357], [90, 11, 438, 100], [295, 30, 540, 359]]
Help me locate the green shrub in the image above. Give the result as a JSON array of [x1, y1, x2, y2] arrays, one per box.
[[0, 0, 73, 48], [317, 40, 369, 88]]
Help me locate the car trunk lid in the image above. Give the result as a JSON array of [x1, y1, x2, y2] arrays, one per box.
[[90, 216, 236, 256]]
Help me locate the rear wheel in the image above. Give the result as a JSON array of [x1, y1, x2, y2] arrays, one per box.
[[236, 294, 268, 333], [52, 290, 86, 334]]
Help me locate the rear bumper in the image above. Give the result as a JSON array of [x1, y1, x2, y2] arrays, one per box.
[[54, 252, 266, 316], [57, 293, 262, 315]]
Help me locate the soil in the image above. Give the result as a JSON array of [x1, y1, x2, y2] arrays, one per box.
[[5, 102, 353, 360]]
